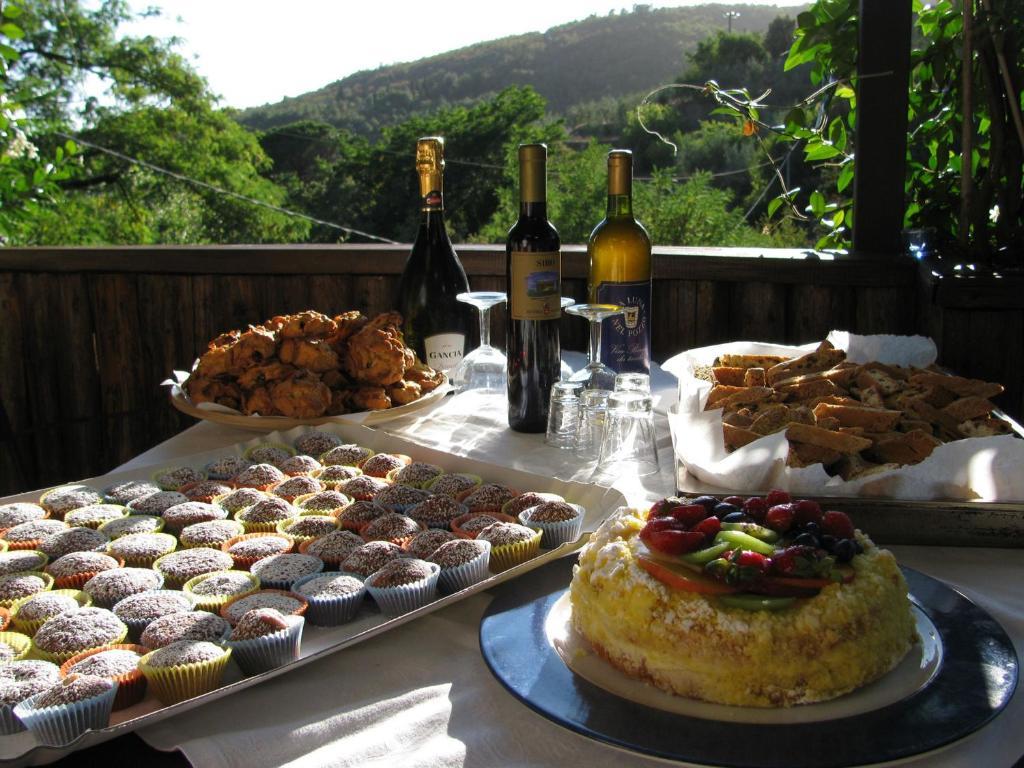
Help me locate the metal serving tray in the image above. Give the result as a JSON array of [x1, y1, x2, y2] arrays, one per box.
[[0, 423, 624, 766]]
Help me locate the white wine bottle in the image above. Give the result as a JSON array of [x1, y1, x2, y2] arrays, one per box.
[[506, 143, 561, 432], [396, 137, 472, 374], [587, 149, 652, 374]]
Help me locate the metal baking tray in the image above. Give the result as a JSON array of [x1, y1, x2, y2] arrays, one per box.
[[0, 423, 623, 766]]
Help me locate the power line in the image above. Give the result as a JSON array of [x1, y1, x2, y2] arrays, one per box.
[[56, 132, 399, 244]]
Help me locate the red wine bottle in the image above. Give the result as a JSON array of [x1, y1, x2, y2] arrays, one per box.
[[507, 143, 561, 432], [396, 137, 472, 374]]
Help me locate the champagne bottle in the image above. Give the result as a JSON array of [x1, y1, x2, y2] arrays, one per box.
[[587, 149, 652, 374], [396, 136, 472, 374], [507, 143, 561, 432]]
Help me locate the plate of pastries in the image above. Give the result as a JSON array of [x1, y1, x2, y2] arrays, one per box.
[[172, 310, 448, 428]]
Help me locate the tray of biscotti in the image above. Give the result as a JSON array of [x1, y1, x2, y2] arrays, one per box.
[[0, 423, 625, 763], [165, 310, 449, 429], [662, 331, 1024, 547]]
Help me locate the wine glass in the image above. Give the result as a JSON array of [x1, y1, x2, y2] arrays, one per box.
[[451, 291, 507, 393], [564, 303, 625, 390]]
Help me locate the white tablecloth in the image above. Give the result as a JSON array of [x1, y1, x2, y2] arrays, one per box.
[[129, 382, 1023, 768]]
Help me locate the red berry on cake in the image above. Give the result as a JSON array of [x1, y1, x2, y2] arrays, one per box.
[[821, 510, 855, 539], [765, 503, 795, 533], [765, 489, 791, 506]]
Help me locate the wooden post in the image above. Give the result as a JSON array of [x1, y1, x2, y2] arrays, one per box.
[[852, 0, 913, 256]]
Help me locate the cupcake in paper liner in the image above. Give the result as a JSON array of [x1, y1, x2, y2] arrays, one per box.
[[178, 480, 235, 505], [10, 589, 91, 636], [14, 674, 117, 746], [428, 539, 491, 594], [276, 514, 339, 546], [457, 483, 520, 515], [220, 589, 308, 626], [0, 502, 49, 530], [425, 472, 482, 499], [102, 480, 161, 507], [152, 547, 234, 590], [385, 461, 444, 490], [319, 443, 374, 468], [63, 504, 128, 531], [0, 549, 49, 578], [475, 523, 542, 573], [30, 608, 129, 665], [112, 589, 194, 643], [98, 514, 165, 541], [371, 484, 432, 515], [183, 570, 260, 612], [1, 519, 68, 551], [234, 496, 298, 534], [151, 466, 206, 493], [139, 611, 231, 650], [0, 659, 60, 734], [59, 644, 148, 710], [517, 501, 585, 549], [292, 429, 344, 459], [107, 532, 177, 568], [311, 464, 363, 491], [179, 519, 245, 550], [292, 490, 352, 518], [243, 442, 296, 468], [225, 608, 303, 675], [276, 454, 323, 478], [38, 485, 104, 521], [0, 571, 55, 609], [407, 496, 468, 531], [223, 533, 294, 571], [269, 475, 324, 503], [359, 452, 411, 479], [298, 530, 364, 571], [364, 559, 440, 617], [0, 631, 32, 663], [450, 512, 516, 540], [231, 463, 288, 493], [249, 553, 323, 591], [203, 454, 252, 483], [501, 492, 565, 520], [290, 572, 366, 626], [359, 513, 424, 547], [47, 551, 123, 591], [138, 640, 231, 705]]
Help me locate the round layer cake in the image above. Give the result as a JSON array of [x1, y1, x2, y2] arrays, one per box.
[[570, 497, 915, 708]]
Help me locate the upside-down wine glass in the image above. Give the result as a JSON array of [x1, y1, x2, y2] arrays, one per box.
[[451, 291, 507, 393], [564, 303, 626, 391]]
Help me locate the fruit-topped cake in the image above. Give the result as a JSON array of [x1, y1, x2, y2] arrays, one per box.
[[569, 491, 916, 708]]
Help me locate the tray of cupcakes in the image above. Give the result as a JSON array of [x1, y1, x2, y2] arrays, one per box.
[[0, 423, 625, 764]]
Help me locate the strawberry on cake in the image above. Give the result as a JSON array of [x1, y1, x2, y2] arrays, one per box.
[[570, 492, 916, 707]]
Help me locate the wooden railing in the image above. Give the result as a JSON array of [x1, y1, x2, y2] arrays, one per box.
[[2, 244, 1020, 496]]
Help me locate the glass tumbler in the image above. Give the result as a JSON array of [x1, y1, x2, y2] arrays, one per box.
[[593, 390, 660, 480], [614, 372, 651, 394], [575, 389, 612, 461], [545, 381, 584, 450]]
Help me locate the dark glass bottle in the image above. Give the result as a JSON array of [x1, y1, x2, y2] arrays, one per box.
[[588, 149, 652, 374], [507, 143, 562, 432], [396, 136, 472, 374]]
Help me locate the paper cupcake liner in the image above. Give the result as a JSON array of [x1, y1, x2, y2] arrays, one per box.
[[64, 506, 129, 531], [11, 589, 92, 636], [518, 504, 585, 549], [487, 529, 543, 573], [110, 533, 178, 568], [117, 591, 196, 643], [0, 631, 32, 661], [289, 572, 366, 626], [31, 623, 129, 665], [3, 538, 46, 552], [365, 564, 440, 617], [0, 703, 25, 735], [151, 552, 219, 589], [0, 571, 55, 609], [99, 515, 165, 539], [182, 571, 261, 612], [436, 544, 492, 594], [59, 643, 149, 710], [310, 467, 364, 491], [138, 646, 232, 705], [0, 540, 7, 553], [234, 511, 297, 535], [0, 606, 9, 632], [14, 682, 119, 746], [274, 515, 340, 546], [222, 533, 295, 571], [219, 589, 309, 626], [51, 556, 126, 591], [450, 512, 516, 539], [243, 442, 296, 464], [253, 563, 324, 592], [151, 467, 208, 493], [226, 616, 303, 675]]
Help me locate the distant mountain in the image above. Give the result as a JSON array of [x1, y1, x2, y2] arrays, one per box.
[[239, 4, 801, 137]]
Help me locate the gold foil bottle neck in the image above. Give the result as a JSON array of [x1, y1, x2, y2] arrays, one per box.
[[417, 136, 444, 202], [519, 143, 547, 203], [607, 149, 632, 197]]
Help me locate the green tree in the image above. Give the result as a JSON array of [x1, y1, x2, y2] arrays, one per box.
[[4, 0, 307, 244]]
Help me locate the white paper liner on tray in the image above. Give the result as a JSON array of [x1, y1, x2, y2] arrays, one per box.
[[0, 422, 625, 764], [662, 331, 1024, 501]]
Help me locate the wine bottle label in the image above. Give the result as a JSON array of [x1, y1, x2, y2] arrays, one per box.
[[424, 333, 465, 373], [510, 251, 561, 321], [596, 280, 651, 374]]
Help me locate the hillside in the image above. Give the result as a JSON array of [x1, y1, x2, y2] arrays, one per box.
[[239, 4, 799, 137]]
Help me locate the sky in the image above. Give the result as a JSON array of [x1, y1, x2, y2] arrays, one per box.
[[124, 1, 808, 109]]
